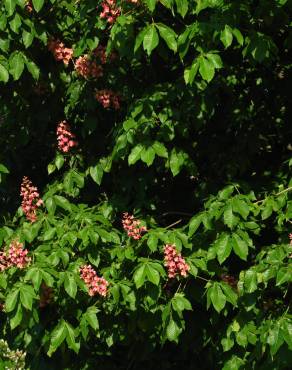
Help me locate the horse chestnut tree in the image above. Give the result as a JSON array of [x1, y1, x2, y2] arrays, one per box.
[[0, 1, 291, 369]]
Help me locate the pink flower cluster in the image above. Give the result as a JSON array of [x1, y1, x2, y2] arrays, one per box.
[[56, 120, 78, 153], [48, 39, 73, 65], [289, 233, 292, 245], [95, 89, 120, 110], [75, 55, 103, 79], [93, 45, 117, 64], [0, 241, 31, 271], [164, 244, 190, 279], [20, 176, 43, 223], [80, 265, 109, 297], [100, 0, 121, 24], [25, 0, 33, 12], [122, 213, 147, 240]]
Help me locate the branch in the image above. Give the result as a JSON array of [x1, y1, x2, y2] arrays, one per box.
[[254, 186, 292, 204]]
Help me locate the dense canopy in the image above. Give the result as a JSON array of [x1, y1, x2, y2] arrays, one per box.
[[0, 1, 291, 369]]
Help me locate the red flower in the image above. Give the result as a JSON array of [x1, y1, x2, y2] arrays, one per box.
[[20, 176, 43, 222], [99, 0, 121, 24], [122, 213, 147, 240], [48, 39, 73, 65], [56, 121, 78, 153], [95, 89, 120, 110], [164, 244, 190, 278], [75, 55, 103, 79], [80, 265, 109, 297]]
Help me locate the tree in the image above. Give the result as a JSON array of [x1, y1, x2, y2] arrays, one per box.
[[0, 1, 291, 369]]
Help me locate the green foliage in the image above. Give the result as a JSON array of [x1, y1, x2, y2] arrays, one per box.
[[0, 0, 291, 369]]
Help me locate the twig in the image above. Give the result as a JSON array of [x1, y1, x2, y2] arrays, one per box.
[[196, 275, 210, 283], [254, 186, 292, 204], [162, 211, 193, 217], [165, 219, 182, 229]]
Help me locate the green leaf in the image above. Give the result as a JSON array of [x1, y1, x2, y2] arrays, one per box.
[[42, 227, 56, 241], [184, 60, 199, 85], [10, 304, 23, 330], [0, 64, 9, 83], [206, 53, 223, 69], [25, 267, 42, 289], [0, 39, 10, 53], [169, 149, 186, 176], [199, 56, 215, 82], [220, 25, 233, 48], [45, 197, 56, 214], [48, 320, 67, 356], [54, 195, 72, 212], [232, 197, 249, 219], [160, 0, 173, 9], [153, 141, 168, 158], [219, 185, 234, 200], [223, 203, 237, 229], [47, 163, 56, 175], [222, 355, 245, 370], [175, 0, 188, 17], [65, 321, 80, 353], [0, 164, 9, 173], [133, 264, 146, 288], [9, 52, 25, 80], [221, 283, 238, 306], [55, 154, 64, 170], [9, 13, 21, 34], [276, 267, 291, 286], [244, 270, 257, 293], [85, 307, 99, 331], [145, 264, 160, 285], [143, 25, 159, 56], [128, 144, 143, 165], [215, 233, 232, 264], [5, 289, 19, 313], [232, 28, 244, 46], [32, 0, 44, 12], [141, 146, 155, 166], [172, 293, 192, 312], [22, 29, 34, 48], [20, 285, 34, 310], [188, 214, 202, 236], [134, 27, 148, 53], [232, 233, 248, 260], [145, 0, 157, 12], [166, 319, 180, 342], [4, 0, 16, 16], [281, 320, 292, 348], [210, 283, 226, 313], [221, 337, 234, 352], [156, 23, 177, 52], [147, 233, 158, 252], [64, 272, 77, 299], [90, 165, 103, 185], [26, 59, 40, 79]]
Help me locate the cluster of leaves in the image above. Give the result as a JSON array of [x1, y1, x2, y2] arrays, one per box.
[[0, 0, 291, 369]]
